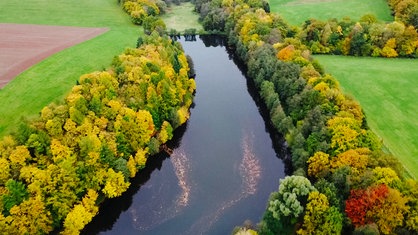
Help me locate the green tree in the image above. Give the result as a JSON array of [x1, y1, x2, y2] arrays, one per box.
[[2, 180, 29, 216], [260, 176, 315, 234]]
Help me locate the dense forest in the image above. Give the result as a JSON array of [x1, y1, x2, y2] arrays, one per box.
[[0, 31, 195, 234], [192, 0, 418, 234]]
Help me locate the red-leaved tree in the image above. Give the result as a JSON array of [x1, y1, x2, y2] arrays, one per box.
[[345, 184, 389, 226], [346, 184, 409, 234]]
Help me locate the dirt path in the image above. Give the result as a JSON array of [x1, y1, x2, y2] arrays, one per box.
[[0, 23, 108, 88]]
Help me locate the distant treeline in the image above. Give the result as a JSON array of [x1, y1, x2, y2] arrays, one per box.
[[0, 33, 195, 234], [193, 0, 418, 234], [300, 16, 418, 57], [293, 0, 418, 58]]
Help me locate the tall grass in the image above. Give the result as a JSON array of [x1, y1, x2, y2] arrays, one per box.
[[0, 0, 141, 136], [269, 0, 393, 26], [316, 55, 418, 179]]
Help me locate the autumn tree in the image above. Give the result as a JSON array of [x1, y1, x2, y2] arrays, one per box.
[[62, 190, 98, 235], [297, 191, 343, 235], [7, 196, 52, 234], [346, 184, 408, 234], [330, 148, 370, 173], [307, 151, 330, 179], [102, 168, 130, 198], [327, 116, 364, 154]]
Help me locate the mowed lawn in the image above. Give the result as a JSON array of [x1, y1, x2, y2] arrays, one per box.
[[269, 0, 393, 26], [161, 2, 203, 33], [316, 55, 418, 179], [0, 0, 140, 136]]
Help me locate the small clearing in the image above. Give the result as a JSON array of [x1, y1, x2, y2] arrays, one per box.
[[162, 2, 203, 33]]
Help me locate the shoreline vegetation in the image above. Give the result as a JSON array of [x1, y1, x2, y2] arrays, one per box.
[[0, 32, 195, 233], [191, 0, 418, 233]]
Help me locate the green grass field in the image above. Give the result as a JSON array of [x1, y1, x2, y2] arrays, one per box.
[[0, 0, 141, 136], [161, 2, 203, 33], [269, 0, 393, 26], [316, 55, 418, 179]]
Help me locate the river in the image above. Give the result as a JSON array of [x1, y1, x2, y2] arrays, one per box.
[[82, 35, 286, 235]]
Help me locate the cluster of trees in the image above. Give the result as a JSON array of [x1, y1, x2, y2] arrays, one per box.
[[121, 0, 201, 36], [0, 33, 195, 234], [194, 0, 271, 34], [120, 0, 167, 34], [388, 0, 418, 29], [299, 16, 418, 57], [194, 0, 418, 234], [120, 0, 166, 24]]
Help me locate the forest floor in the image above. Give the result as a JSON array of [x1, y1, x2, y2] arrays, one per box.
[[0, 24, 108, 88]]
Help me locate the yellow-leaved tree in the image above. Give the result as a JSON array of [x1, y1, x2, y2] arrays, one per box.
[[62, 189, 99, 235], [102, 168, 130, 198], [307, 151, 330, 179], [7, 196, 53, 234], [297, 191, 343, 235]]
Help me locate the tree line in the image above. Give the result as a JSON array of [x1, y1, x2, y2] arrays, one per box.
[[0, 32, 195, 234], [193, 0, 418, 234]]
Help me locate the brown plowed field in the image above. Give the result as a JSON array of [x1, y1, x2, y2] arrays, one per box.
[[0, 23, 108, 88]]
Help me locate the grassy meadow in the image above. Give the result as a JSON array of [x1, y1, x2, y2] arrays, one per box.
[[269, 0, 393, 26], [161, 2, 203, 33], [316, 55, 418, 179], [0, 0, 141, 136]]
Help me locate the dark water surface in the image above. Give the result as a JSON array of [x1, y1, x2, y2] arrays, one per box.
[[82, 36, 285, 235]]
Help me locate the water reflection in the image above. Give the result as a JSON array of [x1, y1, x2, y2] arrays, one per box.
[[128, 148, 193, 231], [200, 35, 227, 47], [186, 131, 262, 234]]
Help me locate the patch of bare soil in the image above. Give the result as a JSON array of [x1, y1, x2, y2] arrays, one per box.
[[0, 23, 108, 88]]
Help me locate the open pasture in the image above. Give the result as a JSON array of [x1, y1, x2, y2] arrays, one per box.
[[316, 55, 418, 179], [269, 0, 393, 26]]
